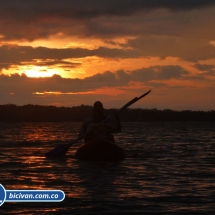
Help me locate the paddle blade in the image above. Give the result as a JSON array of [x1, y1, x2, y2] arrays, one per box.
[[45, 143, 70, 158], [137, 90, 151, 100]]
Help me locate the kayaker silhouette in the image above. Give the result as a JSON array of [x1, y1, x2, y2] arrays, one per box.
[[46, 90, 150, 159], [79, 101, 121, 142]]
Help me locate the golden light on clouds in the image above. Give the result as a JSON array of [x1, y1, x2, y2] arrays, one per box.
[[33, 91, 95, 95], [1, 1, 215, 110], [25, 68, 56, 78]]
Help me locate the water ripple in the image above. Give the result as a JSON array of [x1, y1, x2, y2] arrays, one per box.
[[0, 122, 215, 214]]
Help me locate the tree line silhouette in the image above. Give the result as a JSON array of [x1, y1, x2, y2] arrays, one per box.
[[0, 104, 214, 122]]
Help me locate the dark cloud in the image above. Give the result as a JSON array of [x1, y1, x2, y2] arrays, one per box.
[[0, 63, 11, 72], [194, 63, 215, 71], [122, 36, 215, 62], [194, 63, 215, 75], [34, 60, 80, 68], [0, 1, 215, 42], [1, 0, 214, 20], [131, 65, 189, 81], [0, 45, 91, 62], [0, 45, 136, 63], [0, 65, 189, 95]]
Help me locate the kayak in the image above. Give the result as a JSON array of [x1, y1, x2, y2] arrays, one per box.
[[75, 138, 125, 162]]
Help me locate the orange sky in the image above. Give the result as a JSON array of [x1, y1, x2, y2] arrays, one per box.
[[0, 1, 215, 110]]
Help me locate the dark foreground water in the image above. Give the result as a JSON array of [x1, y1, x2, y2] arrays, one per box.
[[0, 121, 215, 214]]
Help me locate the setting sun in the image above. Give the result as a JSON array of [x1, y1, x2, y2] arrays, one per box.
[[24, 68, 56, 78]]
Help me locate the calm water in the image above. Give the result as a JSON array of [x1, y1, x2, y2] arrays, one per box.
[[0, 121, 215, 214]]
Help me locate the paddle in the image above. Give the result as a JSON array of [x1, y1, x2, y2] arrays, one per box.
[[45, 90, 151, 158]]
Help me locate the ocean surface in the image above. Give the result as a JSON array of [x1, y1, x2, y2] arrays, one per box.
[[0, 121, 215, 214]]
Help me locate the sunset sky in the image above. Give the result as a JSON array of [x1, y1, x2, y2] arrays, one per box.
[[1, 0, 215, 110]]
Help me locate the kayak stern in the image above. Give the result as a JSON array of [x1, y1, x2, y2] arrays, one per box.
[[75, 138, 125, 162]]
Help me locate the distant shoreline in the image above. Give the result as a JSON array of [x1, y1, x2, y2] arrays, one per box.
[[0, 104, 215, 122]]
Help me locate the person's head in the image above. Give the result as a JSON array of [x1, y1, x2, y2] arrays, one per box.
[[93, 101, 104, 116]]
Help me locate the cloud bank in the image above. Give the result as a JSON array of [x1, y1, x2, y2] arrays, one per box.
[[1, 1, 215, 41], [1, 38, 215, 74], [0, 65, 188, 94], [1, 0, 215, 20]]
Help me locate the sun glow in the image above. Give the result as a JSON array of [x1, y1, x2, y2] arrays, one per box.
[[25, 68, 56, 78], [33, 91, 95, 95]]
